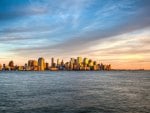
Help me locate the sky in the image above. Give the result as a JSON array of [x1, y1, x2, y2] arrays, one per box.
[[0, 0, 150, 69]]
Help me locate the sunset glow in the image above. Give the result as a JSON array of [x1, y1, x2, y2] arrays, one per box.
[[0, 0, 150, 69]]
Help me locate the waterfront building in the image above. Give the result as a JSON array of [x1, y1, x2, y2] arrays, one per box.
[[3, 65, 10, 71], [83, 58, 89, 65], [51, 57, 55, 67], [0, 64, 1, 70], [105, 64, 111, 70], [18, 66, 24, 71], [61, 60, 64, 66], [65, 62, 70, 70], [77, 57, 82, 64], [45, 63, 49, 70], [3, 64, 6, 70], [93, 61, 97, 65], [88, 59, 93, 67], [28, 60, 38, 67], [24, 63, 28, 70], [70, 58, 75, 64], [73, 64, 77, 70], [9, 60, 14, 67], [50, 67, 58, 71], [28, 60, 38, 70], [33, 60, 38, 67], [28, 60, 33, 67], [38, 57, 45, 71], [100, 63, 104, 70], [69, 61, 74, 70], [44, 63, 46, 69], [57, 59, 60, 67], [8, 61, 14, 70], [93, 65, 98, 70]]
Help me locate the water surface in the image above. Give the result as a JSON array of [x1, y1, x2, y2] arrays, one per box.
[[0, 71, 150, 113]]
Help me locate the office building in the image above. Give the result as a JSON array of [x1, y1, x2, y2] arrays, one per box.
[[57, 59, 60, 67], [77, 57, 82, 64], [38, 57, 45, 71], [51, 57, 54, 67], [46, 63, 49, 70], [0, 64, 2, 70], [9, 61, 14, 67], [83, 58, 89, 65]]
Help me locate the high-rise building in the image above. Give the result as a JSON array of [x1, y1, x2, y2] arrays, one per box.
[[38, 57, 45, 71], [69, 61, 73, 70], [61, 60, 64, 66], [46, 63, 49, 70], [93, 61, 97, 65], [28, 60, 38, 70], [88, 59, 93, 67], [57, 59, 60, 67], [3, 64, 6, 70], [65, 62, 69, 70], [8, 60, 14, 70], [9, 60, 14, 67], [105, 64, 111, 70], [33, 60, 38, 67], [83, 58, 88, 65], [24, 63, 28, 70], [28, 60, 33, 67], [70, 58, 75, 64], [28, 60, 38, 67], [51, 57, 54, 67], [77, 57, 82, 64], [0, 64, 2, 70]]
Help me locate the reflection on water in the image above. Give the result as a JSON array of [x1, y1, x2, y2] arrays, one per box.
[[0, 71, 150, 113]]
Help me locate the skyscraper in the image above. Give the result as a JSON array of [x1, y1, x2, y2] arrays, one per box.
[[33, 60, 38, 67], [70, 58, 75, 64], [8, 60, 14, 70], [51, 57, 54, 67], [28, 60, 33, 67], [3, 64, 6, 70], [61, 60, 64, 66], [0, 64, 2, 70], [57, 59, 60, 67], [77, 57, 82, 64], [38, 57, 45, 71], [83, 58, 88, 65], [28, 60, 38, 67], [8, 60, 14, 67], [88, 59, 93, 67], [46, 63, 49, 70]]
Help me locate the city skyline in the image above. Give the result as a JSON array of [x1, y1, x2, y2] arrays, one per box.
[[0, 57, 111, 71], [0, 0, 150, 70]]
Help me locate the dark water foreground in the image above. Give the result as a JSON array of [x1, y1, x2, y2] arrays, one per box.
[[0, 71, 149, 113]]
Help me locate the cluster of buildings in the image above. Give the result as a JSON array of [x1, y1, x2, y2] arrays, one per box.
[[0, 57, 111, 71]]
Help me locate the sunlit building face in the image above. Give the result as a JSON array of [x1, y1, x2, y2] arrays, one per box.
[[38, 57, 45, 71]]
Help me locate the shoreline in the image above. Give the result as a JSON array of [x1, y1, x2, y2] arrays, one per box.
[[0, 69, 149, 72]]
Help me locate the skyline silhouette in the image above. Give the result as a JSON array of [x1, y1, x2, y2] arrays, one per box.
[[0, 57, 111, 71]]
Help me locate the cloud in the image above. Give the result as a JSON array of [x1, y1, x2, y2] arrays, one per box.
[[0, 0, 93, 25], [0, 0, 50, 21], [26, 0, 149, 56], [0, 6, 48, 21], [0, 25, 59, 34], [0, 36, 33, 42], [11, 27, 150, 61], [51, 3, 150, 53]]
